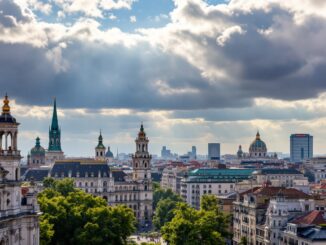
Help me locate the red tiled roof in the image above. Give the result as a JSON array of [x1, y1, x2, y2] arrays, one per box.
[[240, 186, 311, 199], [239, 187, 261, 196], [253, 187, 311, 199], [292, 210, 326, 225]]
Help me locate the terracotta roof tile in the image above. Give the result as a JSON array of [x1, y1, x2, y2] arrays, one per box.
[[240, 186, 311, 199], [292, 210, 326, 225]]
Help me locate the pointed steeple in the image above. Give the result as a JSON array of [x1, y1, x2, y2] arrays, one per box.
[[48, 98, 62, 151], [51, 98, 59, 131]]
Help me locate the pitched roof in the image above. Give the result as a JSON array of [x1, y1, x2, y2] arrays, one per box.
[[50, 160, 109, 178], [260, 168, 302, 175], [241, 186, 311, 199], [22, 168, 50, 182], [292, 210, 326, 225], [299, 226, 326, 241], [112, 170, 126, 182], [253, 187, 311, 199]]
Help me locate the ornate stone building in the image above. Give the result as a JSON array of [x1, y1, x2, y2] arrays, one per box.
[[249, 131, 267, 158], [0, 94, 40, 244], [95, 131, 106, 161], [27, 137, 46, 168], [45, 98, 64, 165], [26, 124, 154, 230]]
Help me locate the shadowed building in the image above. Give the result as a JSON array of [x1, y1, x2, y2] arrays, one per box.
[[0, 94, 40, 244]]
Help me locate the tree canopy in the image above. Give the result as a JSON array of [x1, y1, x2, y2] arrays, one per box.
[[152, 185, 183, 230], [38, 178, 136, 245], [153, 186, 182, 210], [161, 195, 230, 245]]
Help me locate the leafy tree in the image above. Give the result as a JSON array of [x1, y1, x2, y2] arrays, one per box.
[[153, 198, 180, 230], [161, 195, 230, 245], [38, 178, 136, 245], [153, 186, 182, 209], [43, 177, 56, 188], [239, 237, 248, 245]]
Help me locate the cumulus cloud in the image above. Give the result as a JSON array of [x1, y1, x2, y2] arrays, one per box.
[[51, 0, 137, 18], [1, 0, 326, 111], [129, 15, 136, 23]]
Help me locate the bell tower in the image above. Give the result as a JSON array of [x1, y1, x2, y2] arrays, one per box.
[[132, 123, 152, 181], [132, 123, 153, 228], [95, 131, 106, 160], [0, 94, 40, 244], [0, 94, 21, 181], [46, 98, 64, 165]]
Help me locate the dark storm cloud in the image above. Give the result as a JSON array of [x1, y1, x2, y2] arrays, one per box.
[[0, 40, 252, 109], [1, 0, 326, 110]]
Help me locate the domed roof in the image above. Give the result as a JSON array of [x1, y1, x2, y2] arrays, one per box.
[[0, 94, 17, 123], [106, 147, 114, 158], [249, 132, 267, 151], [30, 137, 45, 156], [96, 131, 106, 149]]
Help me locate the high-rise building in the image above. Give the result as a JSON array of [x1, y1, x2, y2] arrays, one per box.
[[290, 134, 313, 162], [0, 94, 40, 243], [208, 143, 220, 160], [191, 146, 196, 159]]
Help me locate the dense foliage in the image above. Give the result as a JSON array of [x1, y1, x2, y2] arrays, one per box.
[[152, 184, 183, 210], [152, 184, 183, 230], [38, 178, 136, 245], [161, 195, 230, 245]]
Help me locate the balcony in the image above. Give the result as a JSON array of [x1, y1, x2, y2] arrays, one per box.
[[0, 149, 21, 157]]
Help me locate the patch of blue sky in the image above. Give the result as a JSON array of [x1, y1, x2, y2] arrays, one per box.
[[32, 0, 227, 32], [32, 0, 175, 32]]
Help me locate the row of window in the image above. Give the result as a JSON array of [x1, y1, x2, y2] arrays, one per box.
[[55, 172, 108, 178]]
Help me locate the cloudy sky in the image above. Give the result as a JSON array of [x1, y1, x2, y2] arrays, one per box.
[[1, 0, 326, 158]]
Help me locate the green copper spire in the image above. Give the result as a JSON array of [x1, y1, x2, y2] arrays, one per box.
[[48, 98, 62, 151], [51, 98, 59, 130], [96, 130, 105, 149]]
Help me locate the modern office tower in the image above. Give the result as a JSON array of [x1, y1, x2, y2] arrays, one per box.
[[191, 146, 196, 158], [208, 143, 220, 160], [290, 134, 313, 162]]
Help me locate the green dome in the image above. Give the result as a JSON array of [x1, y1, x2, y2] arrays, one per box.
[[31, 137, 46, 156], [106, 147, 114, 158], [249, 132, 267, 153]]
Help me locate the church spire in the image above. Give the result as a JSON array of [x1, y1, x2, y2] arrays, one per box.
[[51, 97, 59, 130], [48, 98, 62, 151]]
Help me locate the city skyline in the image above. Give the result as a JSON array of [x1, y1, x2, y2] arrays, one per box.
[[2, 0, 326, 156], [6, 96, 322, 157]]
